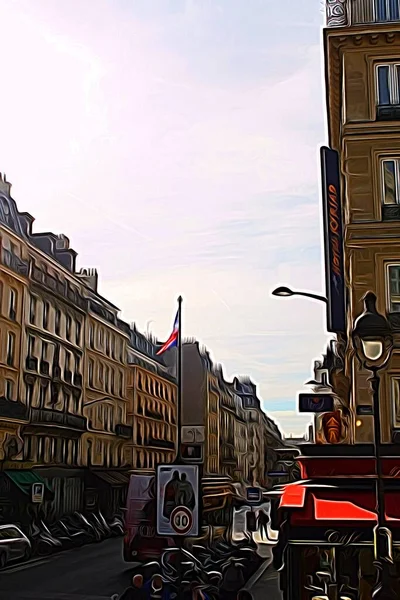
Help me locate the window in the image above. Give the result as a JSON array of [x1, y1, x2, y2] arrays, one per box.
[[392, 377, 400, 427], [375, 0, 400, 21], [75, 355, 80, 373], [6, 332, 15, 366], [105, 367, 109, 392], [66, 315, 72, 341], [41, 341, 48, 362], [88, 360, 94, 388], [39, 383, 48, 406], [30, 295, 37, 324], [43, 301, 49, 329], [99, 363, 104, 386], [89, 325, 94, 347], [377, 63, 400, 106], [65, 351, 71, 372], [27, 383, 34, 405], [99, 328, 104, 348], [9, 289, 16, 320], [28, 335, 35, 357], [119, 372, 124, 397], [5, 379, 13, 400], [76, 321, 81, 346], [111, 369, 115, 395], [105, 332, 110, 355], [383, 158, 399, 204], [55, 309, 61, 336], [388, 264, 400, 311]]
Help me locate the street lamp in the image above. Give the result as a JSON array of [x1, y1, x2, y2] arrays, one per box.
[[272, 286, 328, 304], [352, 291, 394, 599]]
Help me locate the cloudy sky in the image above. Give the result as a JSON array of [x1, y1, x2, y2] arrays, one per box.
[[0, 0, 333, 436]]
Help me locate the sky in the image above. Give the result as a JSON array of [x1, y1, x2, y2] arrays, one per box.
[[0, 0, 332, 436]]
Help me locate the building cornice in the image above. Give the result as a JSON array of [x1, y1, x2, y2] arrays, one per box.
[[324, 27, 400, 151]]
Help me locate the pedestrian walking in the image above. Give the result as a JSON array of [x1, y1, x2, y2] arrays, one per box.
[[257, 509, 269, 540]]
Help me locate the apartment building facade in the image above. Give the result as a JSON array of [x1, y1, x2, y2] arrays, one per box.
[[126, 326, 177, 470], [322, 0, 400, 444]]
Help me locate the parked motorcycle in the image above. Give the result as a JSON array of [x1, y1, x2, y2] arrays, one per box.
[[28, 521, 62, 556]]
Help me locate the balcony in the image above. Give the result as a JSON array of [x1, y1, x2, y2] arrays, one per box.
[[73, 373, 83, 387], [0, 397, 28, 421], [146, 408, 163, 420], [148, 437, 175, 450], [32, 267, 86, 310], [116, 424, 133, 439], [64, 370, 73, 384], [377, 105, 400, 121], [382, 205, 400, 221], [2, 249, 30, 277], [25, 356, 38, 372], [40, 360, 50, 376], [31, 408, 87, 431]]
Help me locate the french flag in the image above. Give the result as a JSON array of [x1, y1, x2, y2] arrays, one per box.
[[156, 308, 180, 355]]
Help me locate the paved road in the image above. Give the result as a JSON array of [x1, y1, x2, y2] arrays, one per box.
[[0, 537, 133, 600], [0, 536, 283, 600]]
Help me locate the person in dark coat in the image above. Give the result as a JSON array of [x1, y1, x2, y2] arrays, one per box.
[[119, 574, 148, 600], [257, 509, 269, 539], [163, 471, 180, 519]]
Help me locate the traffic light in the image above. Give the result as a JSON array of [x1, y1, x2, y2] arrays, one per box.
[[181, 443, 203, 463]]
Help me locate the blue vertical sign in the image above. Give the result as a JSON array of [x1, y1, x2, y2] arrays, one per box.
[[320, 147, 346, 333]]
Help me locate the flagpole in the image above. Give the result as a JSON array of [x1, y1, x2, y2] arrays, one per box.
[[176, 295, 183, 463]]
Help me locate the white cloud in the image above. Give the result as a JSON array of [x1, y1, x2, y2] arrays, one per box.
[[0, 0, 327, 435], [268, 411, 313, 438]]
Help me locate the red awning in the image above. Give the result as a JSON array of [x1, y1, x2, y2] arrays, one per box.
[[278, 480, 400, 525]]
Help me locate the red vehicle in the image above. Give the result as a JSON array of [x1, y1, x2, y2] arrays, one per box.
[[272, 444, 400, 600], [123, 470, 174, 562]]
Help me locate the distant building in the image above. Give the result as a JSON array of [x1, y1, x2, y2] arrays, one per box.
[[126, 326, 177, 470]]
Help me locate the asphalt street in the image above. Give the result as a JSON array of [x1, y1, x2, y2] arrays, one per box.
[[0, 537, 133, 600], [0, 537, 282, 600]]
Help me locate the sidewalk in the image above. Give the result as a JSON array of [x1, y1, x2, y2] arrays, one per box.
[[249, 565, 281, 600], [238, 547, 282, 600]]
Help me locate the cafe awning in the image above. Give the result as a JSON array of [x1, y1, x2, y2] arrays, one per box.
[[4, 470, 53, 496], [90, 470, 130, 486], [279, 480, 400, 525]]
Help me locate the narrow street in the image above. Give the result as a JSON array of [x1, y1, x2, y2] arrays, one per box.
[[0, 536, 282, 600], [0, 538, 134, 600]]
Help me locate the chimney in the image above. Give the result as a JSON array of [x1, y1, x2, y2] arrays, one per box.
[[0, 173, 12, 197], [77, 268, 98, 292]]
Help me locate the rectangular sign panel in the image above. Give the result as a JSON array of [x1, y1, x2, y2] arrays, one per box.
[[156, 465, 199, 537], [298, 393, 334, 413], [320, 146, 346, 333], [32, 483, 44, 503], [246, 487, 262, 503]]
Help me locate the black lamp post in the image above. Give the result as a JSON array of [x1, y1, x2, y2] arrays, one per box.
[[352, 292, 394, 599], [272, 286, 328, 304]]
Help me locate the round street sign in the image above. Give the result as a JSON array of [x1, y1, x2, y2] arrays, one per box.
[[170, 505, 193, 535]]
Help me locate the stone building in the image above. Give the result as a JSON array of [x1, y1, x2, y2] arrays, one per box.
[[319, 0, 400, 444], [126, 326, 177, 470]]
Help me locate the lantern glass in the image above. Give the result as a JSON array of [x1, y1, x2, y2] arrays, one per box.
[[361, 340, 383, 362]]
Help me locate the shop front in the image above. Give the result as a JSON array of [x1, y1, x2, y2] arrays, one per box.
[[0, 468, 54, 528], [276, 477, 400, 600], [85, 469, 130, 517]]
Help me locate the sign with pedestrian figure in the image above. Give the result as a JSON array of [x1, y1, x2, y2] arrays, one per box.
[[156, 465, 199, 536]]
